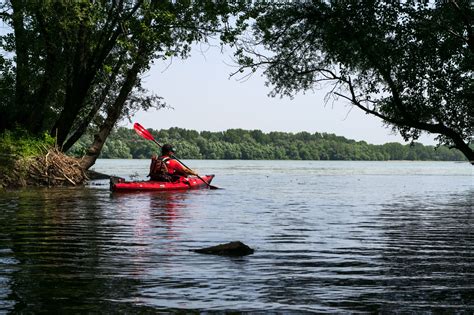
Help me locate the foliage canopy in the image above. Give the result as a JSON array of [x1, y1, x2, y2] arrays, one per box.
[[0, 0, 241, 168], [228, 1, 473, 163]]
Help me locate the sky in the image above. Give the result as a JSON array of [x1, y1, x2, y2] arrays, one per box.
[[124, 44, 436, 146]]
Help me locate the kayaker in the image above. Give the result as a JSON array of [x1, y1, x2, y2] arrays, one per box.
[[149, 144, 198, 182]]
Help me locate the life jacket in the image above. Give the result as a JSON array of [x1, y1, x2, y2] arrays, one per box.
[[149, 156, 171, 180]]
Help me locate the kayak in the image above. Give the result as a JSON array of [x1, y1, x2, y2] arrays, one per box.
[[110, 175, 215, 192]]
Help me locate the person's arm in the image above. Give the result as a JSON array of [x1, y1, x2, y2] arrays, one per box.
[[168, 159, 198, 176], [183, 166, 198, 176]]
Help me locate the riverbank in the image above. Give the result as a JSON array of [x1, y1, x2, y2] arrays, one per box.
[[0, 148, 89, 189], [0, 131, 93, 189]]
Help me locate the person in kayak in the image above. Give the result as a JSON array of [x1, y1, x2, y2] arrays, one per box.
[[149, 144, 198, 182]]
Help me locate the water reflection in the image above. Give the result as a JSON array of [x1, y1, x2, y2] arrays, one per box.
[[371, 192, 474, 313], [0, 163, 472, 312], [0, 188, 172, 313], [244, 191, 474, 313], [111, 190, 192, 239], [1, 189, 101, 312]]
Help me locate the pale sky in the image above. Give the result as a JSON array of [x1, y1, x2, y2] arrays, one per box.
[[126, 44, 437, 145]]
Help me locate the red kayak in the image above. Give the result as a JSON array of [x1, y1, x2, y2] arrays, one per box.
[[110, 175, 215, 192]]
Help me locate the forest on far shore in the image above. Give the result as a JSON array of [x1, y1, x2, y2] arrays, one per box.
[[68, 127, 467, 162]]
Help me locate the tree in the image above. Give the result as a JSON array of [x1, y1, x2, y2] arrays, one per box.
[[0, 1, 242, 169], [229, 1, 473, 163], [383, 142, 408, 160]]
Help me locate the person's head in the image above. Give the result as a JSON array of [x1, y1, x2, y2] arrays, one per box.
[[161, 144, 175, 156]]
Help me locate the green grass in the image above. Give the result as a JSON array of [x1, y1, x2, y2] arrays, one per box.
[[0, 129, 55, 159]]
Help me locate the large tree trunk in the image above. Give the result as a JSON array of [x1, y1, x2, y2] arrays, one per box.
[[10, 0, 32, 129], [62, 56, 125, 152], [80, 58, 145, 170], [80, 5, 154, 170], [26, 7, 63, 135], [50, 25, 95, 147], [50, 16, 125, 148]]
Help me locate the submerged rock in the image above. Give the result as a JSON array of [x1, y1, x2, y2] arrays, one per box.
[[193, 241, 254, 256]]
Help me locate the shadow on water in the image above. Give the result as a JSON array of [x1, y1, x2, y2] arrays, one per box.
[[0, 188, 196, 313]]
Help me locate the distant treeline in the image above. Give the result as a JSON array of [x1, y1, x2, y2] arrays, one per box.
[[68, 127, 467, 161]]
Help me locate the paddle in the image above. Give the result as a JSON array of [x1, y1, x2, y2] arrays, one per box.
[[133, 123, 219, 189]]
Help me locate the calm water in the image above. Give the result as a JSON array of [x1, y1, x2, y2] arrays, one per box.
[[0, 160, 472, 313]]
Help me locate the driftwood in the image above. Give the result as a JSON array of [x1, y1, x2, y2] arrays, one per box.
[[86, 170, 111, 180], [192, 241, 254, 256], [0, 147, 119, 189], [24, 147, 88, 187]]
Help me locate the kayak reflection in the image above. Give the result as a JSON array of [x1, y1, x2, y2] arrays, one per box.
[[109, 190, 194, 280], [149, 192, 188, 228], [111, 190, 193, 240]]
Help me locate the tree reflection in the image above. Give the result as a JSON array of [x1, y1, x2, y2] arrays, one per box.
[[0, 187, 203, 313]]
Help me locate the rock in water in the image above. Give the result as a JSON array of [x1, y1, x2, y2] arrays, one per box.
[[193, 241, 254, 256]]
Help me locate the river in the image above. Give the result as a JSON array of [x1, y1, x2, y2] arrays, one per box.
[[0, 160, 472, 313]]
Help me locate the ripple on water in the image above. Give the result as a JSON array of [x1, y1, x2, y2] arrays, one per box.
[[0, 161, 472, 313]]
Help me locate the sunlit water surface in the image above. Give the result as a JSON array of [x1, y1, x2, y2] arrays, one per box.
[[0, 160, 472, 313]]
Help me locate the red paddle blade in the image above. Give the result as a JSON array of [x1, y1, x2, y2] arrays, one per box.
[[133, 123, 155, 141]]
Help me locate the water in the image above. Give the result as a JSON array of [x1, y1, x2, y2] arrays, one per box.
[[0, 160, 472, 313]]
